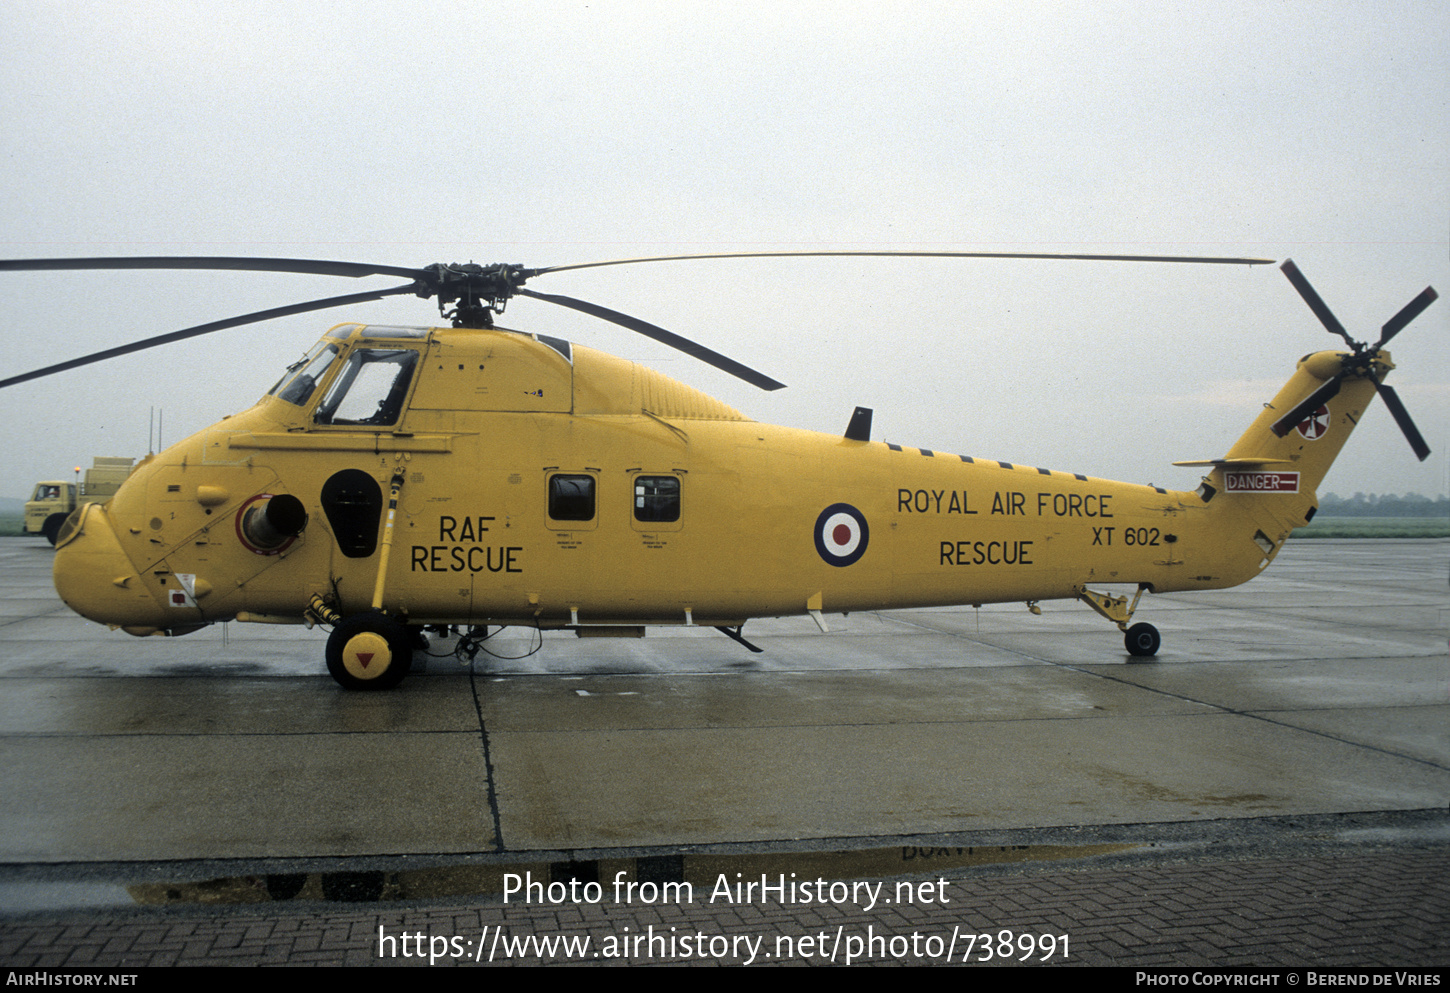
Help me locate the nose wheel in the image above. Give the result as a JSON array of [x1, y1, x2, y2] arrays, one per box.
[[326, 611, 413, 690]]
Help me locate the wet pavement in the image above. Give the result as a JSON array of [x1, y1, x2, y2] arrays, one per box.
[[0, 537, 1446, 966]]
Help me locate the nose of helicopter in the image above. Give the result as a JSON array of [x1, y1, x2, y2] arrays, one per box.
[[53, 504, 169, 630]]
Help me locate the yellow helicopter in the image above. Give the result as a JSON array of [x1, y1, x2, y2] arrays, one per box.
[[0, 253, 1436, 689]]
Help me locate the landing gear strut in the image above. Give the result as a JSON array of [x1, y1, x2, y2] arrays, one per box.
[[1076, 585, 1161, 658]]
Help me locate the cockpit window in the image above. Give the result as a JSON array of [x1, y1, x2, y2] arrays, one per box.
[[313, 348, 419, 426], [269, 342, 340, 406]]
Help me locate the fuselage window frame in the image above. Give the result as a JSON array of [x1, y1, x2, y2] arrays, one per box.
[[270, 342, 341, 407], [633, 475, 681, 524], [548, 473, 597, 523]]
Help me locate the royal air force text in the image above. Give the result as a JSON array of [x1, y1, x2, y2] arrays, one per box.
[[897, 488, 1128, 566]]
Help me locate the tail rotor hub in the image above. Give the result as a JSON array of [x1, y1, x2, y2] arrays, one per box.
[[1273, 260, 1436, 460]]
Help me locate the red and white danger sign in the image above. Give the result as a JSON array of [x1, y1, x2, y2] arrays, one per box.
[[1225, 471, 1300, 493]]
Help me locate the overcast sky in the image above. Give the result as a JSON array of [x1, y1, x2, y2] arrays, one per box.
[[2, 0, 1446, 499]]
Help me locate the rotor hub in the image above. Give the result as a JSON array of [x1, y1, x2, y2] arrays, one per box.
[[1272, 260, 1434, 460], [416, 262, 532, 328]]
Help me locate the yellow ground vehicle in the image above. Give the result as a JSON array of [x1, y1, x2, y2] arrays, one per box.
[[23, 457, 134, 544], [0, 254, 1434, 689]]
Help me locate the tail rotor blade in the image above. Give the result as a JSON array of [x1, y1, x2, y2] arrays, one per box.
[[1280, 260, 1355, 347], [1376, 286, 1438, 348], [1374, 381, 1431, 461], [1271, 375, 1342, 438]]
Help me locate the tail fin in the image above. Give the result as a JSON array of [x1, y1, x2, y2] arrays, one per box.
[[1177, 349, 1381, 538], [1172, 261, 1434, 583]]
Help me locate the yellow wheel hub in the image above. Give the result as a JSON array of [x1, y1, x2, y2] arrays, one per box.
[[342, 631, 393, 681]]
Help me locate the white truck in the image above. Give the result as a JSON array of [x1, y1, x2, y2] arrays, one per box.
[[24, 457, 135, 544]]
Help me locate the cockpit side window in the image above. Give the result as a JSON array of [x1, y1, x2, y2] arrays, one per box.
[[270, 342, 341, 406], [314, 348, 419, 426]]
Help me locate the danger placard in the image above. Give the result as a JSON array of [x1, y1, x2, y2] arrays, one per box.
[[1225, 471, 1299, 493]]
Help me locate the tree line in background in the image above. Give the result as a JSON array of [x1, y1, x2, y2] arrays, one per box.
[[1317, 493, 1449, 517]]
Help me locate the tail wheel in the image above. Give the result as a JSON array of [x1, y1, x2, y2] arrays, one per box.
[[1125, 622, 1161, 658], [326, 611, 412, 690]]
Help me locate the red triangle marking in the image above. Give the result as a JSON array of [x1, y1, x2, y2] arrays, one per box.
[[356, 652, 373, 668]]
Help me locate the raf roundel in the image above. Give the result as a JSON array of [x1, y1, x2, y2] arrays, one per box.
[[814, 503, 869, 567]]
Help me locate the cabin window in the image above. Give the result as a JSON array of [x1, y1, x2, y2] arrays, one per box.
[[549, 475, 596, 521], [634, 476, 680, 523], [314, 348, 419, 426], [270, 342, 340, 406]]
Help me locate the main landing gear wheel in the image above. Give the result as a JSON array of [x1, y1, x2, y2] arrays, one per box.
[[326, 611, 412, 690], [1125, 622, 1161, 658]]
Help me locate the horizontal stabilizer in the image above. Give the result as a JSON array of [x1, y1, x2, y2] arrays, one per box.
[[1172, 457, 1294, 468]]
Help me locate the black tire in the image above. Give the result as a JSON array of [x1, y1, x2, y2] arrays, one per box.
[[326, 611, 413, 690], [1125, 622, 1161, 657], [41, 513, 67, 546]]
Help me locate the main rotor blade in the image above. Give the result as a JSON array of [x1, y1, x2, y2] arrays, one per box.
[[1271, 375, 1342, 438], [1280, 260, 1355, 347], [0, 256, 423, 280], [1373, 381, 1431, 461], [517, 287, 786, 391], [532, 250, 1276, 277], [1376, 286, 1438, 348], [0, 283, 419, 390]]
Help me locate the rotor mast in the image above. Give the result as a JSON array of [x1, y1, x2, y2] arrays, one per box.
[[420, 262, 533, 328]]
